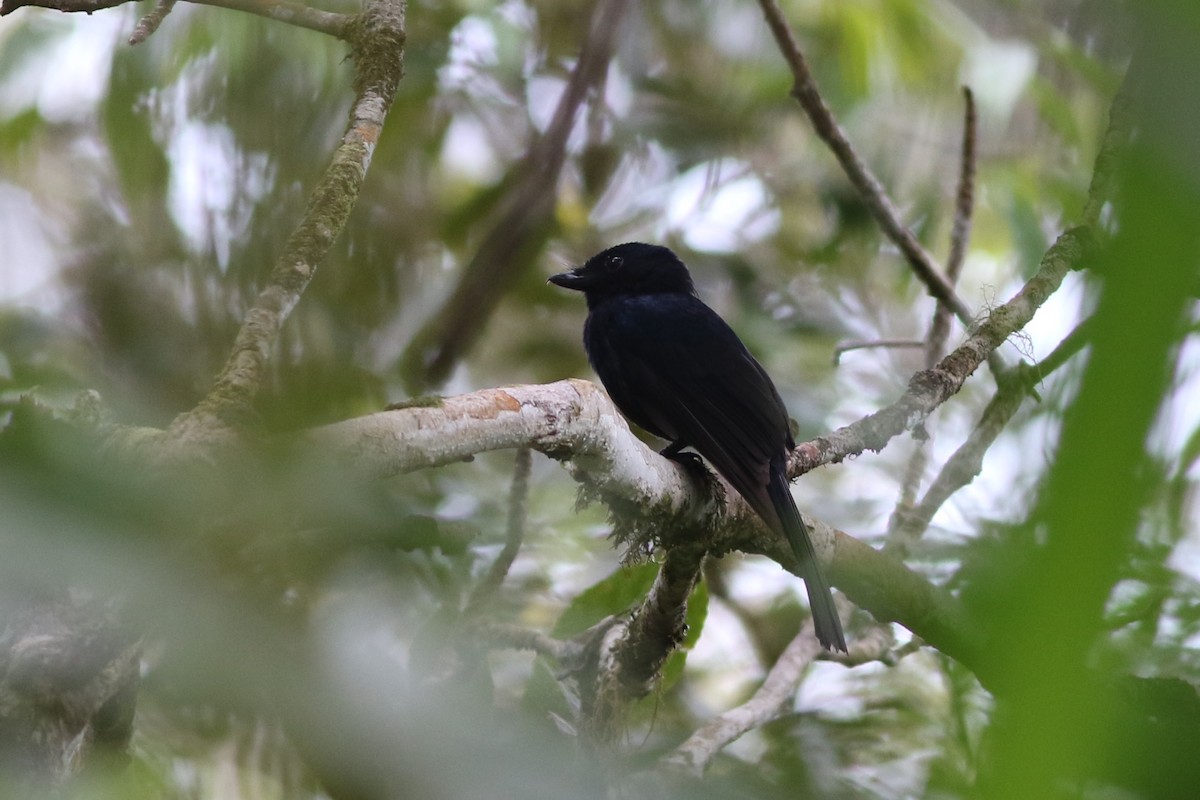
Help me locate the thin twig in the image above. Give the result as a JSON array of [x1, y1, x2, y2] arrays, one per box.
[[472, 620, 578, 662], [832, 338, 924, 365], [661, 622, 820, 776], [465, 448, 532, 614], [889, 440, 929, 540], [819, 614, 896, 666], [1, 0, 353, 37], [884, 319, 1093, 557], [755, 0, 975, 325], [928, 86, 978, 366], [887, 87, 978, 552], [1081, 65, 1137, 228], [946, 89, 978, 286], [788, 227, 1091, 479], [128, 0, 176, 44], [193, 0, 352, 37], [885, 384, 1024, 557]]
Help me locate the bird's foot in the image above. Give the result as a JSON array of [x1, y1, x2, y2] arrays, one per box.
[[659, 445, 714, 485]]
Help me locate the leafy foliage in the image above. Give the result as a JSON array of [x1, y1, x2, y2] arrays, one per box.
[[1, 0, 1198, 798]]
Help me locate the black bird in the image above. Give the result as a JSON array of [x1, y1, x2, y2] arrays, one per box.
[[550, 243, 846, 651]]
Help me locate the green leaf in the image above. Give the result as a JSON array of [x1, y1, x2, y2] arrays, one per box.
[[521, 656, 576, 729], [551, 562, 659, 639]]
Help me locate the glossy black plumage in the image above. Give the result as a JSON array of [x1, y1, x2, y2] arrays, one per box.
[[550, 243, 846, 651]]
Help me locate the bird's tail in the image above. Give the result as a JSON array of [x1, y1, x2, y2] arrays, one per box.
[[766, 464, 847, 652]]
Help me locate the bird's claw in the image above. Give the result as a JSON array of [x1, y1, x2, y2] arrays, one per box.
[[660, 447, 712, 483]]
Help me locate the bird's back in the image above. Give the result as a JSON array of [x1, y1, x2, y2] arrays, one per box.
[[583, 291, 792, 509]]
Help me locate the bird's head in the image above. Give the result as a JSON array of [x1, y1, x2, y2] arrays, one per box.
[[549, 243, 696, 306]]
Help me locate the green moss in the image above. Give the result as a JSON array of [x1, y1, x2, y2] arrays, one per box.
[[384, 394, 444, 410]]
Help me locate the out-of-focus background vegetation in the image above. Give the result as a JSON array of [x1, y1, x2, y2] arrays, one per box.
[[0, 0, 1197, 797]]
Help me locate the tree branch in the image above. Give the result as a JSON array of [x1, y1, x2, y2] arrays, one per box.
[[471, 620, 579, 663], [832, 338, 924, 365], [661, 622, 821, 777], [579, 545, 705, 743], [929, 86, 978, 365], [885, 382, 1024, 558], [297, 380, 991, 678], [0, 591, 141, 789], [755, 0, 975, 325], [886, 87, 978, 552], [1081, 63, 1136, 229], [170, 0, 405, 440], [465, 448, 532, 615], [399, 0, 629, 391], [887, 317, 1092, 558], [616, 545, 704, 696], [191, 0, 352, 36], [308, 380, 691, 510], [788, 226, 1090, 478], [127, 0, 176, 44], [879, 49, 1126, 558], [0, 0, 354, 38]]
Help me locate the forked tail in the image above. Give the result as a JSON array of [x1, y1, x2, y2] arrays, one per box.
[[766, 464, 847, 652]]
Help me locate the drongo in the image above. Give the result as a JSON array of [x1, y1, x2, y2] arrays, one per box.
[[550, 242, 846, 651]]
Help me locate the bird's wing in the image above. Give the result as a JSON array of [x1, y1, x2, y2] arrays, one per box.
[[587, 293, 847, 650], [588, 294, 792, 523]]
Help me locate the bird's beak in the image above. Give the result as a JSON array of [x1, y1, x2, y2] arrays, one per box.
[[548, 269, 588, 291]]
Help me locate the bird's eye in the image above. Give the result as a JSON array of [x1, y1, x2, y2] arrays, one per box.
[[607, 255, 623, 269]]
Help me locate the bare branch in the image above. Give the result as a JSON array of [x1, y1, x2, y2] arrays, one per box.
[[662, 623, 821, 776], [465, 448, 532, 614], [887, 87, 978, 551], [755, 0, 974, 325], [788, 226, 1090, 478], [128, 0, 175, 44], [1081, 64, 1136, 228], [885, 382, 1025, 558], [190, 0, 352, 37], [0, 0, 353, 38], [471, 620, 579, 663], [616, 546, 704, 693], [400, 0, 629, 391], [308, 380, 695, 514], [580, 545, 704, 743], [0, 0, 123, 16], [885, 318, 1093, 557], [929, 86, 978, 366], [171, 0, 406, 438], [300, 380, 989, 676], [832, 338, 924, 365], [945, 89, 978, 289], [881, 48, 1129, 559]]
